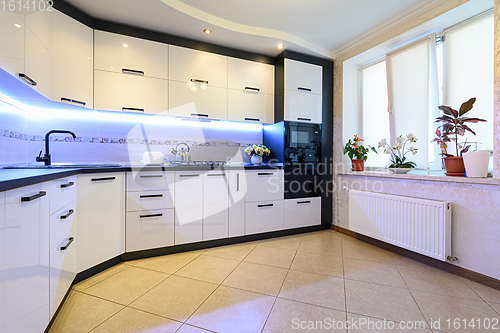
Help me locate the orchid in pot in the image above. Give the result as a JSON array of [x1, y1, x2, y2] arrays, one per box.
[[245, 144, 271, 165], [343, 134, 377, 171], [378, 134, 418, 174]]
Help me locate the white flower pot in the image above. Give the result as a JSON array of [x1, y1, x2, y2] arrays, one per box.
[[463, 150, 490, 178], [251, 155, 263, 165]]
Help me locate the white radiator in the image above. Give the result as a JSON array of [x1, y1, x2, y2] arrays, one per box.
[[348, 189, 452, 261]]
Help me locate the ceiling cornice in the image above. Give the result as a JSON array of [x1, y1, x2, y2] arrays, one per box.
[[330, 0, 448, 59]]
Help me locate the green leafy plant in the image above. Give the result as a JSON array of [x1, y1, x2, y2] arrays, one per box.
[[432, 98, 487, 157], [378, 134, 418, 168], [343, 134, 377, 160]]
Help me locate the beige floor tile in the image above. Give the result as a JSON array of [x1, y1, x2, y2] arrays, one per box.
[[49, 291, 124, 333], [345, 279, 425, 323], [133, 251, 203, 274], [90, 307, 182, 333], [175, 255, 240, 284], [461, 278, 500, 303], [489, 302, 500, 315], [290, 251, 343, 277], [130, 275, 218, 322], [397, 265, 481, 300], [187, 286, 275, 333], [344, 257, 406, 288], [278, 269, 345, 311], [204, 242, 257, 261], [222, 261, 287, 296], [411, 290, 500, 333], [262, 298, 347, 333], [244, 245, 296, 269], [176, 324, 214, 333], [72, 263, 128, 292], [84, 266, 168, 305], [122, 259, 143, 266], [297, 236, 343, 257], [259, 235, 303, 251], [342, 241, 395, 263], [347, 313, 431, 332]]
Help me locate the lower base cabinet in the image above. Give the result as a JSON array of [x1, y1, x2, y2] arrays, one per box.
[[245, 200, 284, 235], [174, 172, 203, 245], [284, 197, 321, 228], [126, 209, 174, 252]]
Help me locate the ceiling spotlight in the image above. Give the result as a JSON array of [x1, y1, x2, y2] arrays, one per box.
[[14, 24, 21, 28], [277, 43, 284, 49], [203, 29, 212, 35], [123, 44, 128, 48]]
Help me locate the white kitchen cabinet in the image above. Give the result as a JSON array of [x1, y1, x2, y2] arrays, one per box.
[[0, 11, 25, 78], [228, 58, 274, 94], [169, 80, 227, 120], [126, 209, 174, 252], [94, 30, 168, 80], [49, 175, 77, 215], [169, 45, 227, 88], [126, 190, 174, 212], [227, 89, 274, 124], [23, 25, 51, 98], [126, 171, 175, 192], [50, 10, 93, 109], [284, 90, 322, 123], [245, 200, 284, 235], [284, 59, 322, 94], [284, 197, 321, 229], [203, 171, 228, 241], [0, 192, 5, 332], [77, 173, 125, 272], [4, 183, 50, 333], [174, 171, 203, 245], [228, 170, 246, 237], [245, 169, 284, 203], [94, 70, 168, 114], [50, 202, 77, 250]]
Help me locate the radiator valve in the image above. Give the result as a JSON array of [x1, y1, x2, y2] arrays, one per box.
[[447, 256, 459, 262]]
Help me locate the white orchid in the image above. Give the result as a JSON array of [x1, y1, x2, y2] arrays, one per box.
[[409, 147, 418, 155], [377, 133, 418, 168], [395, 135, 405, 145], [378, 139, 387, 148], [406, 133, 417, 143]]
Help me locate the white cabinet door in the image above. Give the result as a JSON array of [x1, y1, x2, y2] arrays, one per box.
[[284, 90, 322, 124], [49, 175, 77, 215], [284, 197, 321, 229], [228, 57, 274, 94], [50, 202, 77, 250], [94, 70, 168, 114], [245, 169, 284, 203], [174, 171, 203, 245], [169, 45, 227, 88], [5, 183, 49, 333], [0, 11, 25, 77], [228, 170, 246, 237], [0, 192, 5, 332], [77, 173, 125, 272], [126, 171, 175, 192], [245, 200, 284, 235], [126, 209, 174, 252], [50, 10, 93, 109], [284, 59, 322, 94], [169, 80, 227, 120], [203, 171, 228, 241], [227, 89, 274, 124], [94, 30, 168, 80], [23, 26, 51, 98]]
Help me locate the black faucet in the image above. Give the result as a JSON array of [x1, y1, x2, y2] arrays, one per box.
[[36, 130, 77, 166]]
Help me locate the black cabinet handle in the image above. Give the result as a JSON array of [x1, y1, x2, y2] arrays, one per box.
[[191, 113, 209, 117], [179, 174, 200, 178], [60, 209, 75, 219], [244, 87, 260, 92], [297, 201, 311, 204], [139, 175, 163, 178], [140, 213, 163, 219], [297, 117, 312, 121], [21, 191, 46, 202], [190, 79, 208, 85], [18, 73, 37, 86], [60, 182, 75, 188], [236, 173, 240, 192], [207, 174, 225, 177], [298, 87, 312, 92], [91, 177, 115, 182], [122, 107, 145, 113], [60, 237, 74, 251], [244, 117, 260, 122], [122, 68, 144, 76], [140, 194, 163, 199], [258, 204, 274, 208], [258, 173, 273, 176], [61, 98, 86, 106]]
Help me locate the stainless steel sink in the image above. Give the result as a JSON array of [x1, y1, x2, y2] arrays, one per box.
[[4, 163, 122, 169]]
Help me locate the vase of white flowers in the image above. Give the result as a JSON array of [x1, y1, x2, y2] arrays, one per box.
[[378, 134, 418, 174], [245, 144, 271, 165]]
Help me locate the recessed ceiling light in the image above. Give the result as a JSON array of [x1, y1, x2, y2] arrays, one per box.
[[277, 43, 284, 49], [123, 44, 128, 47], [14, 24, 21, 28], [203, 29, 212, 35]]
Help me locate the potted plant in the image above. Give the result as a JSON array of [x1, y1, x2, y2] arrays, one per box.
[[245, 144, 271, 165], [343, 134, 377, 171], [377, 134, 418, 174], [432, 98, 487, 176]]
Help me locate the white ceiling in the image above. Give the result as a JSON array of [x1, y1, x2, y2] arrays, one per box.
[[66, 0, 438, 59]]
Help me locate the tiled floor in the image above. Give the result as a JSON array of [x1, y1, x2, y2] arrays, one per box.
[[49, 230, 500, 333]]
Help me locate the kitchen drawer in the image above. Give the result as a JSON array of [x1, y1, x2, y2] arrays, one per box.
[[50, 202, 77, 249], [49, 176, 77, 215], [126, 209, 174, 252], [126, 190, 174, 212], [284, 197, 321, 229], [245, 200, 284, 235], [245, 169, 284, 203], [127, 171, 175, 192]]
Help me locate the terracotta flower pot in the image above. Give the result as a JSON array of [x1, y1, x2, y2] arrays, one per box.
[[443, 156, 465, 176], [351, 159, 365, 171]]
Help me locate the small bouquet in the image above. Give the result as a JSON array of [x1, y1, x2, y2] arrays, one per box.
[[245, 144, 271, 157]]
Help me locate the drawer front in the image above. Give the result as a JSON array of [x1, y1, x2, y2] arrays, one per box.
[[49, 176, 77, 215], [126, 190, 174, 212], [127, 171, 174, 192], [245, 200, 284, 235], [126, 209, 174, 252], [284, 197, 321, 229], [50, 202, 77, 249], [245, 170, 284, 203]]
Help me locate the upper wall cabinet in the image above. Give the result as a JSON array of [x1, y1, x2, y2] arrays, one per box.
[[228, 58, 274, 94], [169, 45, 227, 88], [284, 59, 322, 94], [0, 11, 25, 78], [94, 31, 168, 80]]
